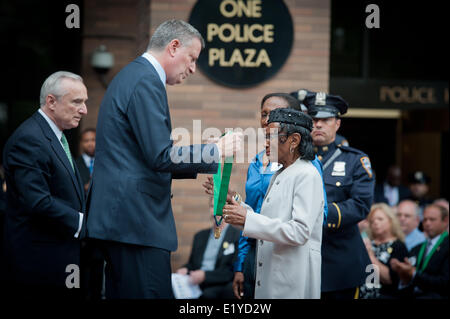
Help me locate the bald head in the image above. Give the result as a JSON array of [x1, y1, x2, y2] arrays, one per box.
[[396, 200, 420, 235]]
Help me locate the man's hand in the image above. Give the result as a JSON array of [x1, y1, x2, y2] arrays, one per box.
[[189, 270, 206, 285], [176, 267, 189, 275], [233, 272, 245, 299], [215, 132, 243, 159]]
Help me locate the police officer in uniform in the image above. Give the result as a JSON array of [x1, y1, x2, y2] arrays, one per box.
[[303, 92, 375, 299], [291, 89, 349, 146]]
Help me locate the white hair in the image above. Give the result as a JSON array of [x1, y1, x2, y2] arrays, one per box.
[[39, 71, 83, 107]]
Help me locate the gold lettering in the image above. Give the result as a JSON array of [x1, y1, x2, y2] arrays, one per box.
[[380, 86, 389, 102], [228, 49, 245, 66], [220, 0, 237, 18], [208, 23, 274, 43], [255, 48, 271, 67], [207, 23, 219, 42], [264, 24, 274, 42], [390, 86, 404, 103], [237, 0, 251, 17], [219, 0, 262, 18], [208, 48, 272, 68], [235, 25, 246, 42], [209, 48, 221, 66], [218, 23, 235, 42], [426, 88, 437, 103], [380, 86, 438, 104], [253, 0, 262, 17], [248, 24, 263, 43], [244, 49, 256, 67]]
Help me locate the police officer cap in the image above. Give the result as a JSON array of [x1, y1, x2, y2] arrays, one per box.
[[303, 92, 349, 118], [267, 108, 313, 132], [289, 89, 315, 112], [408, 171, 431, 184]]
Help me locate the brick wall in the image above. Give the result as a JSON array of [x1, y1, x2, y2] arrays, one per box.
[[81, 0, 330, 271]]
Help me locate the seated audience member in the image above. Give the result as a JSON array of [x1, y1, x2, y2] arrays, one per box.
[[397, 200, 426, 251], [374, 165, 411, 207], [360, 203, 408, 299], [74, 128, 96, 194], [391, 204, 449, 299], [407, 171, 433, 221], [176, 197, 240, 299]]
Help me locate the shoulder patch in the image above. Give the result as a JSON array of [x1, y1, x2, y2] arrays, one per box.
[[360, 156, 373, 178]]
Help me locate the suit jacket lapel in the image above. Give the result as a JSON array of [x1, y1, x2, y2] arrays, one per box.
[[33, 112, 84, 206], [136, 56, 171, 130]]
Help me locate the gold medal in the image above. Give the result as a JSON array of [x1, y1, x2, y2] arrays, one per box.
[[214, 226, 222, 239], [233, 192, 242, 204]]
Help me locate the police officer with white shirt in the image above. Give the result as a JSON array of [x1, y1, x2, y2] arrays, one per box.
[[290, 89, 349, 147], [303, 92, 375, 299]]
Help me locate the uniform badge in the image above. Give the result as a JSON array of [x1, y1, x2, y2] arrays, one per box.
[[297, 89, 307, 101], [331, 161, 346, 176], [360, 157, 373, 178], [315, 92, 327, 105]]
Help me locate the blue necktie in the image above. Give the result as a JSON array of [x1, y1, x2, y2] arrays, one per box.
[[89, 158, 94, 175]]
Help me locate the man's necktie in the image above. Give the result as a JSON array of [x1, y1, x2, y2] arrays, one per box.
[[89, 158, 94, 175], [425, 239, 433, 257], [61, 133, 74, 171]]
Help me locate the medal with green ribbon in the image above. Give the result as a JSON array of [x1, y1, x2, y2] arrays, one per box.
[[416, 231, 448, 272], [213, 134, 234, 239]]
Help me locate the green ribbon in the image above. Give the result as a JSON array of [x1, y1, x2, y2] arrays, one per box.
[[416, 231, 448, 273], [213, 142, 233, 226]]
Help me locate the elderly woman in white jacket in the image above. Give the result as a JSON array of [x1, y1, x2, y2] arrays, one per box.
[[223, 108, 324, 299]]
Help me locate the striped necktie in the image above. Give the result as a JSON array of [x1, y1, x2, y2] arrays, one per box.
[[61, 133, 74, 171]]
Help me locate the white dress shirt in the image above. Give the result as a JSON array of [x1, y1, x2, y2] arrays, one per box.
[[82, 153, 95, 173], [142, 52, 166, 86], [383, 183, 399, 206], [38, 108, 83, 238]]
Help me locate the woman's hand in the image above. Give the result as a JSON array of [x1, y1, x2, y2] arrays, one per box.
[[233, 272, 245, 299], [223, 197, 247, 227]]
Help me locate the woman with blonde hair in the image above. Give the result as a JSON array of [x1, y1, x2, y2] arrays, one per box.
[[360, 203, 409, 299]]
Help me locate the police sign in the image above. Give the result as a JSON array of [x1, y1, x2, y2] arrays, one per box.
[[189, 0, 293, 88]]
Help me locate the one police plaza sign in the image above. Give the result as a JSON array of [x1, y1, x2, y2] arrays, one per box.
[[189, 0, 294, 88]]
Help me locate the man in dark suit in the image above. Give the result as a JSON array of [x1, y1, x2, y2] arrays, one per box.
[[374, 165, 411, 206], [391, 204, 449, 298], [176, 197, 240, 299], [86, 20, 242, 299], [2, 71, 88, 299], [74, 128, 96, 194]]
